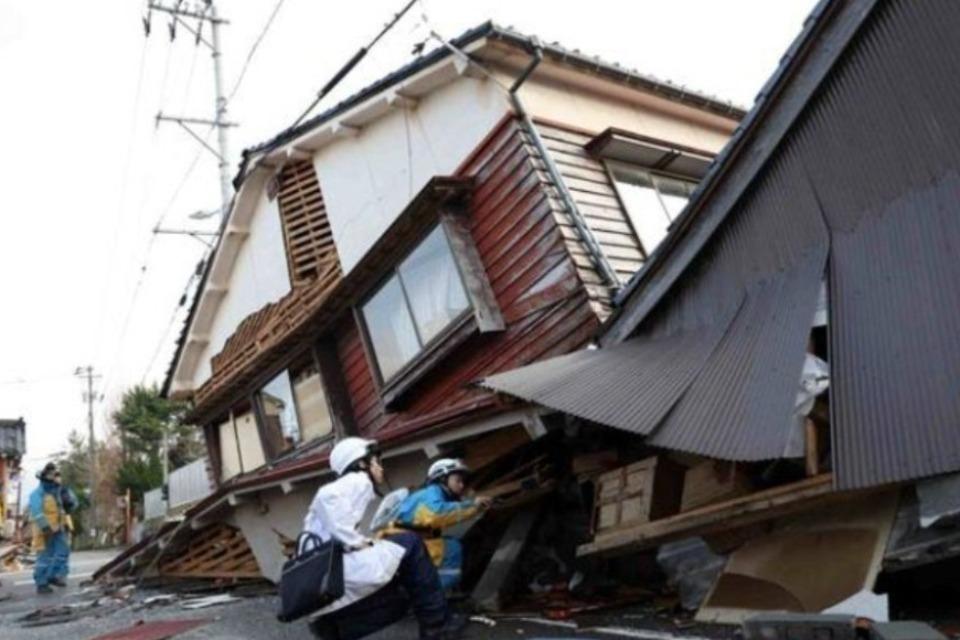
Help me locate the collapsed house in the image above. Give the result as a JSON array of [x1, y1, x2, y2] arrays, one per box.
[[93, 21, 742, 592], [481, 0, 960, 624]]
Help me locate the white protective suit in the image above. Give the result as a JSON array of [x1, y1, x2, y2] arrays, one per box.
[[303, 471, 406, 616]]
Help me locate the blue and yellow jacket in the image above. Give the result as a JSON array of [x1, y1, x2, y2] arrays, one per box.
[[390, 484, 480, 570], [29, 482, 75, 551]]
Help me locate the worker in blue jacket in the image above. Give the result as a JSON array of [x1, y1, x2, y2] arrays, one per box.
[[29, 463, 77, 594], [392, 459, 492, 590]]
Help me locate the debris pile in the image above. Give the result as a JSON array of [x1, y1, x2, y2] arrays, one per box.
[[14, 579, 272, 631], [0, 542, 28, 573]]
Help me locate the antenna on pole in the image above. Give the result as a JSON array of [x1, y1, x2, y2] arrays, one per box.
[[145, 1, 234, 221]]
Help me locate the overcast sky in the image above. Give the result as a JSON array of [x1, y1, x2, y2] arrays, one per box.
[[0, 0, 816, 497]]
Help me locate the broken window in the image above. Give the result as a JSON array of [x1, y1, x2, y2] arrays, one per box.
[[608, 162, 697, 257], [361, 225, 471, 382]]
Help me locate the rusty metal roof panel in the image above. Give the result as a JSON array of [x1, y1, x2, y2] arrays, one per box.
[[479, 322, 729, 436]]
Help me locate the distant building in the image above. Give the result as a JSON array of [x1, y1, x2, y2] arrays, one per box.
[[0, 417, 26, 539]]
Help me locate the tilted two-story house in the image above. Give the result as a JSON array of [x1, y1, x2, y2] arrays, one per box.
[[96, 22, 742, 584]]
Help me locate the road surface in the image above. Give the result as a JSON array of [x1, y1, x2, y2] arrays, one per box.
[[0, 549, 727, 640]]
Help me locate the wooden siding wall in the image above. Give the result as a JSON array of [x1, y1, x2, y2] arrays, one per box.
[[536, 122, 646, 311], [276, 161, 336, 287], [336, 117, 601, 439]]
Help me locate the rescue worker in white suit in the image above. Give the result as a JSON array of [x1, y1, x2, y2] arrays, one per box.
[[304, 437, 461, 640]]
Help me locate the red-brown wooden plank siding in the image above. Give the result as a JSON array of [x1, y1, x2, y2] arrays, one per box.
[[335, 117, 603, 439]]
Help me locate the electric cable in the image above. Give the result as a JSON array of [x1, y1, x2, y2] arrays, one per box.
[[140, 257, 206, 385], [91, 37, 151, 370], [288, 0, 418, 129], [228, 0, 288, 101]]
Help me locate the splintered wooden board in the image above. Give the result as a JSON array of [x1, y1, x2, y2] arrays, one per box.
[[159, 522, 262, 580]]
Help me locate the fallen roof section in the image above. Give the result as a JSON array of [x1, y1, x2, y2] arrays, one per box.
[[488, 0, 960, 489], [480, 323, 728, 439], [601, 0, 858, 345]]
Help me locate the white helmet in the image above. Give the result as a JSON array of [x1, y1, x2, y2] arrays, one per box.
[[427, 458, 470, 484], [330, 437, 378, 476]]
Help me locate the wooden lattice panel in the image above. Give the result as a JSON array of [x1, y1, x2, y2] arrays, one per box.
[[194, 259, 342, 414], [277, 161, 337, 287], [159, 522, 262, 580]]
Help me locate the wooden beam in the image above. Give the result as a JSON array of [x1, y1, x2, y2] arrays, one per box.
[[386, 90, 418, 110], [441, 205, 505, 333], [331, 122, 360, 138], [805, 418, 820, 477], [287, 146, 313, 161], [577, 474, 846, 558], [227, 492, 251, 507], [471, 508, 539, 612]]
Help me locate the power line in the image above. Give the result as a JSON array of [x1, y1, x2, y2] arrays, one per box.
[[228, 0, 289, 101], [140, 257, 207, 385], [289, 0, 419, 129], [92, 36, 151, 370], [0, 372, 75, 386]]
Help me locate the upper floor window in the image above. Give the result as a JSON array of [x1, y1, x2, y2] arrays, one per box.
[[257, 370, 302, 456], [609, 162, 697, 257], [362, 225, 471, 382]]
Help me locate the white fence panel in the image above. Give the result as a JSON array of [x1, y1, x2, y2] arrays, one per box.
[[143, 487, 166, 521], [168, 457, 213, 509]]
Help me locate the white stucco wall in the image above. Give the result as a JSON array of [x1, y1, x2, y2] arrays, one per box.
[[315, 78, 509, 273], [229, 485, 317, 583], [192, 191, 291, 387]]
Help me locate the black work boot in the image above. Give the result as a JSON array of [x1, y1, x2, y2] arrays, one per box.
[[49, 577, 67, 588], [308, 616, 340, 640], [421, 613, 468, 640]]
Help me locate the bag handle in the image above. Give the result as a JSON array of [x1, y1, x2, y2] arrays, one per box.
[[295, 531, 325, 557]]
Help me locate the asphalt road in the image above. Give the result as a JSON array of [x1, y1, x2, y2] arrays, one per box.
[[0, 550, 728, 640]]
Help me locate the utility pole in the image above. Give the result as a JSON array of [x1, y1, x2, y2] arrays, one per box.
[[75, 365, 101, 536], [145, 0, 235, 218]]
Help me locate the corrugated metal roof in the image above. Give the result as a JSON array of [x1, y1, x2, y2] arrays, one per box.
[[648, 246, 827, 460], [479, 321, 730, 436], [780, 0, 960, 489], [602, 0, 873, 346], [600, 0, 960, 487]]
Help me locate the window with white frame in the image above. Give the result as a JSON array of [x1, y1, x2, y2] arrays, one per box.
[[609, 162, 698, 256], [361, 225, 471, 382]]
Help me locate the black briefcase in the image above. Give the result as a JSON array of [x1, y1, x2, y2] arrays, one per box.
[[277, 532, 345, 622]]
